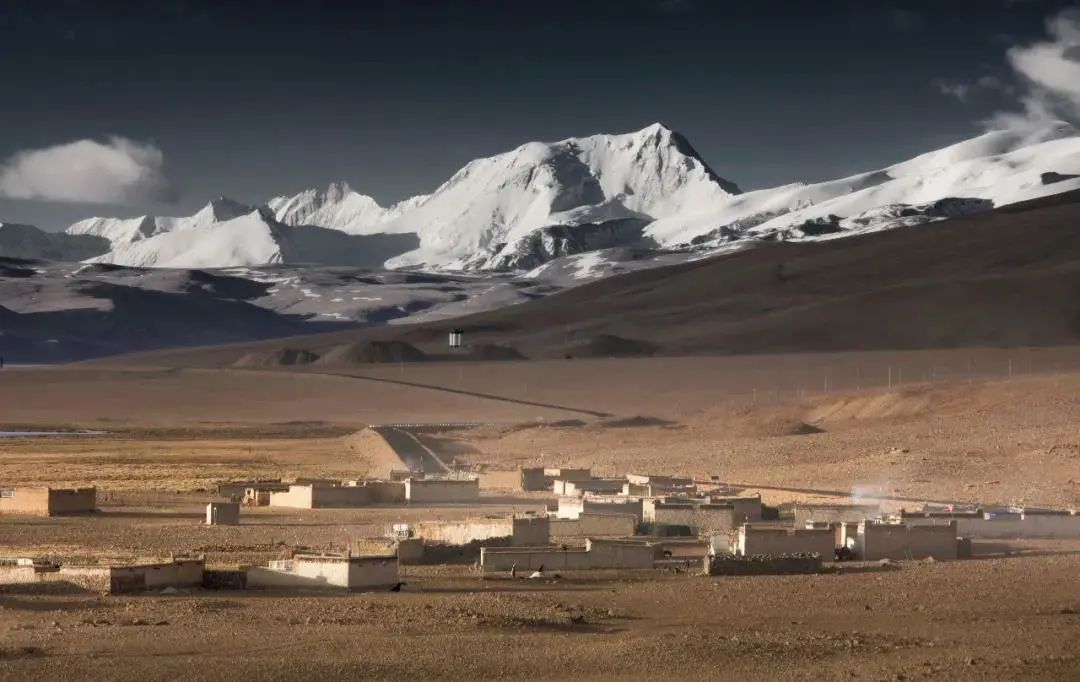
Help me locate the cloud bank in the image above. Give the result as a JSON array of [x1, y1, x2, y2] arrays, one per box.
[[0, 137, 175, 204], [991, 9, 1080, 130]]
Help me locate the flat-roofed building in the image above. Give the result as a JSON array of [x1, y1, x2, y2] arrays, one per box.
[[247, 553, 399, 591], [0, 486, 96, 517], [405, 477, 480, 503], [843, 521, 958, 561], [205, 501, 240, 526]]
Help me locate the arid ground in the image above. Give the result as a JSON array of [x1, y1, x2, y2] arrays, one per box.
[[1, 351, 1079, 680]]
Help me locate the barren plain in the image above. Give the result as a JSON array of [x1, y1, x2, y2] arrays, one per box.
[[1, 352, 1079, 680]]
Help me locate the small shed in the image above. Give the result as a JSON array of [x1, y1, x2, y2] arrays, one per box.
[[206, 501, 240, 526]]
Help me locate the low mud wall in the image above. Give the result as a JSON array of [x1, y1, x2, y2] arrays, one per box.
[[703, 553, 823, 576]]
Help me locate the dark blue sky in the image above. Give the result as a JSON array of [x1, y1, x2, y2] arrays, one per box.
[[0, 0, 1076, 230]]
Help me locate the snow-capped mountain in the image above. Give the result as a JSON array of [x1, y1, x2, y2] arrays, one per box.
[[267, 182, 422, 235], [261, 121, 1080, 272], [86, 208, 417, 269], [67, 197, 252, 246], [263, 124, 736, 270], [34, 120, 1080, 274], [61, 196, 417, 269], [645, 123, 1080, 248], [381, 123, 740, 269]]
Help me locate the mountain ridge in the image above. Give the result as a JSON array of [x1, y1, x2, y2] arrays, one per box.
[[108, 187, 1080, 368], [24, 121, 1079, 274]]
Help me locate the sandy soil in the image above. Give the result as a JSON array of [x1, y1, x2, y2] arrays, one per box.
[[2, 550, 1078, 680], [3, 346, 1079, 426], [2, 354, 1079, 679], [441, 372, 1080, 510]]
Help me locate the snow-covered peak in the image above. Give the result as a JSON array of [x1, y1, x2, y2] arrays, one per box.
[[324, 181, 352, 201], [88, 209, 283, 269], [645, 122, 1080, 248], [46, 121, 1080, 275], [85, 207, 420, 270], [66, 214, 162, 245], [383, 123, 742, 268], [64, 196, 253, 247], [266, 182, 418, 235], [200, 196, 252, 223]]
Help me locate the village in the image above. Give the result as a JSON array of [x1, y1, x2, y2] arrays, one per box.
[[4, 453, 1079, 595]]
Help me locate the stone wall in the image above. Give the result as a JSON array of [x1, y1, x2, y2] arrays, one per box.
[[346, 557, 400, 590], [47, 488, 97, 515], [359, 481, 407, 504], [413, 518, 513, 546], [626, 474, 692, 488], [520, 467, 551, 491], [268, 485, 315, 509], [651, 504, 737, 535], [708, 496, 762, 524], [217, 479, 284, 500], [268, 482, 406, 509], [735, 526, 835, 558], [553, 479, 626, 497], [2, 559, 203, 594], [413, 515, 549, 548], [793, 504, 881, 526], [544, 468, 592, 482], [512, 516, 551, 546], [405, 478, 480, 504], [589, 498, 644, 521], [248, 555, 398, 591], [395, 539, 425, 565], [703, 553, 823, 576], [549, 513, 637, 537], [849, 522, 958, 561], [559, 497, 644, 521], [480, 538, 655, 572], [901, 510, 1080, 539]]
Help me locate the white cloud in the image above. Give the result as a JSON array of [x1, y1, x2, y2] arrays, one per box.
[[934, 74, 1014, 103], [988, 9, 1080, 130], [934, 80, 973, 102], [0, 137, 175, 204]]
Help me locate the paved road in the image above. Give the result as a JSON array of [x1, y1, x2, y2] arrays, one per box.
[[373, 426, 449, 474]]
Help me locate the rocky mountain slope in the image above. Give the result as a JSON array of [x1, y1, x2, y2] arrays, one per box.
[[122, 189, 1080, 367], [0, 223, 109, 261], [0, 259, 553, 362]]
